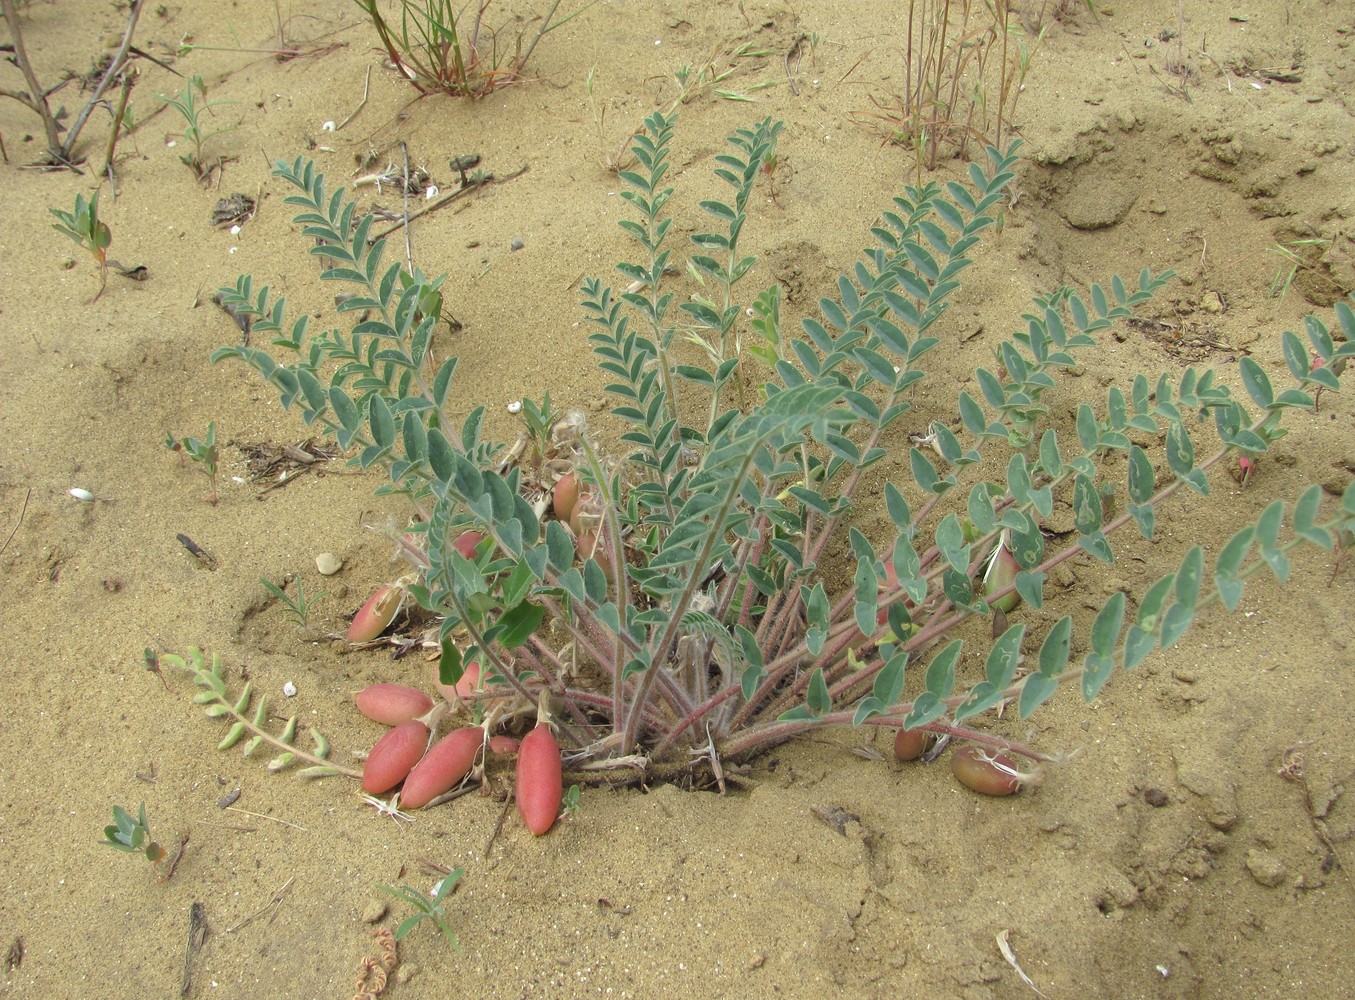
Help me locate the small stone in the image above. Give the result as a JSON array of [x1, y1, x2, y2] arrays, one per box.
[[1144, 787, 1170, 808], [359, 900, 387, 924], [510, 237, 525, 251], [1245, 848, 1287, 887], [315, 552, 343, 576]]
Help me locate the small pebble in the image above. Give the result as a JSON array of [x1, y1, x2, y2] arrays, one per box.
[[1144, 787, 1170, 808], [360, 900, 387, 924], [283, 681, 298, 697], [315, 552, 343, 576], [509, 237, 524, 251], [69, 487, 95, 502], [1245, 848, 1287, 887]]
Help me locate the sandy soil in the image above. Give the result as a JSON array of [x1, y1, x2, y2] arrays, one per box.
[[2, 1, 1353, 997]]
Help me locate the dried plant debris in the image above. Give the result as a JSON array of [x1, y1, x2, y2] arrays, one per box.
[[211, 194, 256, 228], [238, 438, 340, 493]]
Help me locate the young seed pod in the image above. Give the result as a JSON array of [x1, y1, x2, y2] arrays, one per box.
[[981, 539, 1021, 614], [552, 471, 580, 524], [362, 720, 429, 794], [576, 531, 616, 582], [893, 727, 937, 762], [568, 484, 601, 536], [400, 725, 484, 808], [488, 734, 520, 755], [355, 683, 434, 726], [452, 529, 485, 560], [949, 744, 1043, 796], [516, 723, 563, 836], [347, 584, 403, 644]]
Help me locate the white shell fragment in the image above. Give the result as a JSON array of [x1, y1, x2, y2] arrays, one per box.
[[69, 488, 95, 502], [321, 120, 336, 132], [283, 681, 298, 697], [507, 400, 523, 415], [315, 552, 344, 576]]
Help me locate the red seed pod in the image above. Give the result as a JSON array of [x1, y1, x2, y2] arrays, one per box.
[[552, 471, 580, 523], [949, 744, 1042, 796], [452, 530, 484, 560], [362, 721, 429, 794], [347, 584, 403, 644], [516, 723, 563, 836], [355, 684, 435, 726], [400, 725, 484, 808], [488, 734, 520, 755], [575, 531, 616, 582], [893, 727, 936, 762]]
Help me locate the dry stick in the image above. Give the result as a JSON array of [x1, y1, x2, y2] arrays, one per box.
[[225, 876, 295, 933], [0, 0, 62, 153], [400, 141, 413, 273], [367, 164, 528, 242], [101, 68, 138, 189], [225, 805, 307, 831], [59, 0, 147, 163], [0, 487, 31, 557], [336, 65, 371, 130], [180, 901, 207, 999]]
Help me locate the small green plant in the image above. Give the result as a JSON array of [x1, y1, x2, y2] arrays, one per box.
[[377, 868, 464, 949], [354, 0, 592, 98], [160, 74, 233, 181], [165, 422, 219, 504], [1267, 237, 1343, 305], [100, 803, 165, 868], [50, 192, 112, 302], [260, 575, 327, 627], [212, 114, 1352, 807], [165, 647, 356, 779], [561, 783, 581, 818]]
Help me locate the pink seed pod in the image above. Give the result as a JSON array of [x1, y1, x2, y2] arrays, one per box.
[[893, 727, 937, 762], [950, 744, 1043, 796], [1235, 455, 1257, 489], [400, 725, 484, 808], [516, 723, 563, 836], [362, 720, 429, 794], [488, 734, 520, 755], [552, 471, 580, 523], [355, 684, 435, 726], [347, 584, 403, 644], [575, 530, 616, 582], [452, 529, 484, 560]]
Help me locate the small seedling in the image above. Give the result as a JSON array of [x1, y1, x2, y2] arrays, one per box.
[[160, 74, 233, 181], [561, 783, 582, 819], [377, 868, 464, 950], [100, 803, 165, 867], [260, 575, 327, 628], [50, 192, 112, 302], [165, 422, 219, 504]]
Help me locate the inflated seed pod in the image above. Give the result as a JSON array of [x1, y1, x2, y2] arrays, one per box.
[[362, 720, 429, 794], [949, 744, 1043, 796], [400, 725, 484, 808], [893, 727, 937, 762], [355, 683, 434, 726]]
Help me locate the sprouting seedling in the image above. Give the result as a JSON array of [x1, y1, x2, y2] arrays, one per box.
[[377, 868, 464, 950], [561, 783, 582, 819], [165, 422, 219, 504], [50, 192, 112, 302], [160, 74, 233, 181], [260, 575, 327, 628], [100, 803, 165, 868]]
